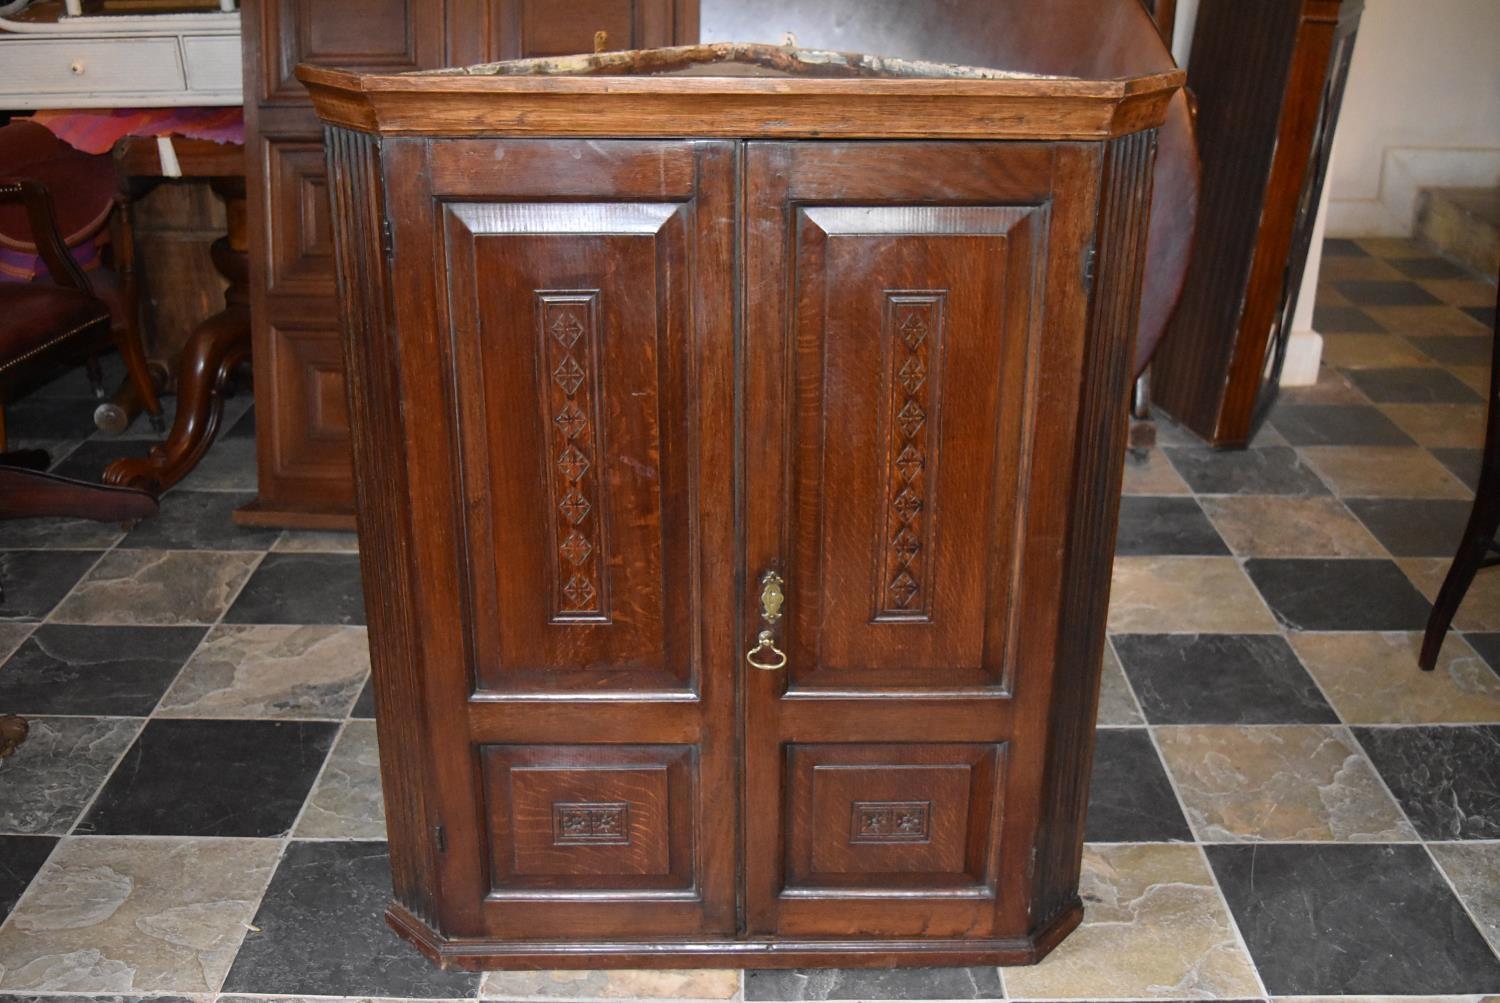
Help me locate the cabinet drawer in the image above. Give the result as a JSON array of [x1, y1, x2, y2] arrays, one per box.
[[182, 34, 243, 93], [0, 38, 185, 99]]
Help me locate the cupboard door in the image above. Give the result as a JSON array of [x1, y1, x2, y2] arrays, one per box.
[[381, 138, 737, 940], [742, 142, 1101, 939], [257, 0, 444, 104]]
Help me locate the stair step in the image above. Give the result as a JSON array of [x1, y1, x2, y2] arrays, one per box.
[[1415, 186, 1500, 280]]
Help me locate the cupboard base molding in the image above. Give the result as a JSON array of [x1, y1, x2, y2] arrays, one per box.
[[387, 900, 1084, 971], [232, 498, 357, 531]]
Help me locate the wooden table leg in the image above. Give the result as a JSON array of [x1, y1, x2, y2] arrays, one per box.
[[104, 177, 250, 495]]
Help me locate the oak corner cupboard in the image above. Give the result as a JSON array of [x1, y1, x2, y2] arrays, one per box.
[[300, 43, 1181, 971]]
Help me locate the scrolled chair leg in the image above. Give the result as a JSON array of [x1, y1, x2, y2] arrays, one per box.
[[0, 714, 28, 759]]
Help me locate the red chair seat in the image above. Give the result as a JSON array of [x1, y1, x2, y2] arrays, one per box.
[[0, 282, 108, 372]]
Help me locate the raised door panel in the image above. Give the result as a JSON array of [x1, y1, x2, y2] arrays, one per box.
[[259, 0, 444, 104], [264, 322, 354, 493], [492, 0, 682, 59], [264, 139, 334, 296], [381, 139, 736, 940], [742, 141, 1100, 941]]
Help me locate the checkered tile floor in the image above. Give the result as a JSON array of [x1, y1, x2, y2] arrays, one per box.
[[1, 236, 1498, 1002]]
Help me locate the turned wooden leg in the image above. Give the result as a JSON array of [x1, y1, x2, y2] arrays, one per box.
[[0, 715, 28, 759], [103, 177, 250, 495], [1420, 487, 1500, 670]]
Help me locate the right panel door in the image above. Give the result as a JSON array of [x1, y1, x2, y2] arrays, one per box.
[[742, 141, 1101, 941]]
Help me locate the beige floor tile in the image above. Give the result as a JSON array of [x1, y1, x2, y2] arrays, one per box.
[[1108, 557, 1279, 634], [1098, 641, 1144, 726], [49, 551, 261, 626], [1318, 255, 1406, 282], [1452, 364, 1491, 395], [1298, 446, 1470, 499], [1315, 283, 1352, 307], [1201, 496, 1384, 558], [1355, 237, 1430, 259], [294, 720, 385, 839], [1419, 277, 1500, 308], [481, 968, 741, 1000], [1291, 631, 1500, 724], [0, 836, 279, 993], [157, 624, 370, 720], [0, 622, 34, 663], [1319, 334, 1432, 369], [1277, 367, 1369, 406], [1428, 842, 1500, 954], [1155, 725, 1417, 843], [1370, 305, 1491, 338], [1003, 844, 1261, 1000], [273, 530, 360, 554], [1122, 449, 1191, 496], [1401, 558, 1500, 631], [1379, 403, 1486, 449]]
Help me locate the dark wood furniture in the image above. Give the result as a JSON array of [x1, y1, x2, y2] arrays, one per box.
[[103, 136, 252, 495], [1421, 272, 1500, 670], [303, 43, 1179, 969], [236, 0, 696, 530], [241, 0, 1199, 527], [1151, 0, 1362, 447]]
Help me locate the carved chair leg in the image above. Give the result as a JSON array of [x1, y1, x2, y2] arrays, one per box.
[[0, 714, 27, 759], [1420, 489, 1500, 670]]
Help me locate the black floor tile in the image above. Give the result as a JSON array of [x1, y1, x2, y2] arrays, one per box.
[[1334, 279, 1442, 307], [1244, 558, 1432, 631], [1431, 447, 1483, 491], [224, 553, 366, 626], [223, 840, 480, 998], [226, 404, 257, 439], [1162, 446, 1328, 496], [745, 968, 1002, 1000], [0, 550, 103, 622], [1462, 633, 1500, 675], [1208, 843, 1500, 996], [1409, 334, 1492, 366], [1464, 305, 1496, 330], [1353, 725, 1500, 839], [119, 491, 280, 551], [4, 394, 101, 441], [1114, 496, 1230, 556], [1112, 634, 1336, 725], [1268, 403, 1416, 447], [1313, 304, 1383, 333], [47, 439, 154, 482], [1084, 728, 1191, 842], [1344, 366, 1483, 404], [0, 625, 204, 716], [1345, 497, 1474, 557], [1322, 237, 1368, 258], [1391, 256, 1471, 280], [0, 834, 57, 922], [77, 718, 338, 837], [351, 675, 375, 718]]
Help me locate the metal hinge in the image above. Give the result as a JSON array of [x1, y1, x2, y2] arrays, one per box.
[[433, 824, 446, 853], [381, 217, 395, 260], [1083, 247, 1098, 291]]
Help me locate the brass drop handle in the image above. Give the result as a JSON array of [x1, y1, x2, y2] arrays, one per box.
[[746, 629, 787, 671], [747, 570, 787, 670]]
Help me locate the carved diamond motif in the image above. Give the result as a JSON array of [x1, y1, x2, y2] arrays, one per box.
[[552, 356, 586, 396], [894, 444, 923, 482], [888, 571, 919, 608], [892, 487, 922, 523], [554, 400, 588, 440], [560, 530, 593, 566], [898, 311, 929, 349], [559, 490, 591, 525], [896, 400, 925, 438], [550, 310, 585, 349], [557, 445, 590, 481], [562, 574, 597, 608], [898, 356, 927, 394], [891, 527, 921, 566]]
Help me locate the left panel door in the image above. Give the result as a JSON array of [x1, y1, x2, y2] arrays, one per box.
[[381, 139, 739, 942]]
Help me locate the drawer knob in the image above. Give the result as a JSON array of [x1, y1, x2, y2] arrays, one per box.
[[70, 60, 86, 76]]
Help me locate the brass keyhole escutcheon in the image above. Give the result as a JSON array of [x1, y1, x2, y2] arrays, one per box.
[[759, 570, 785, 624]]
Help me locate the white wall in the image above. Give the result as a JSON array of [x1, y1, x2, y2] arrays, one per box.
[[1324, 0, 1500, 236]]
